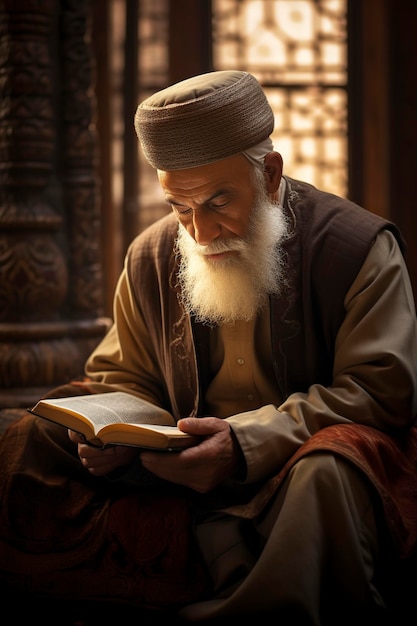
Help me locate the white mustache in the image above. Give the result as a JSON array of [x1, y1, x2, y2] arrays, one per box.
[[196, 239, 246, 256]]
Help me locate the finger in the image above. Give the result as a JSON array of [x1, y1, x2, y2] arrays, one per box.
[[79, 452, 113, 473], [68, 429, 86, 444], [140, 450, 183, 473], [177, 416, 230, 436]]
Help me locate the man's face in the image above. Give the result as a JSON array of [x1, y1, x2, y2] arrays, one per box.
[[158, 154, 256, 251], [158, 155, 288, 325]]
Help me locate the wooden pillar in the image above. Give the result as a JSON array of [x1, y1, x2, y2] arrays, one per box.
[[0, 0, 111, 409], [388, 0, 417, 308], [168, 0, 213, 83], [348, 0, 417, 306], [347, 0, 390, 216]]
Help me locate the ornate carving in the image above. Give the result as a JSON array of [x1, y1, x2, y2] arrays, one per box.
[[61, 0, 104, 317], [0, 233, 67, 322], [0, 0, 111, 407]]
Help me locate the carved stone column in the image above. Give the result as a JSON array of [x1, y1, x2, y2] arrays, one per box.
[[0, 0, 111, 408]]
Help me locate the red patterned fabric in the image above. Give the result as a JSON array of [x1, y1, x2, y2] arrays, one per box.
[[0, 384, 210, 609], [1, 381, 416, 609], [271, 423, 417, 559]]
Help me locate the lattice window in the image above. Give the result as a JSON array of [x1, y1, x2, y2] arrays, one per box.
[[137, 0, 169, 85], [212, 0, 347, 196], [114, 0, 347, 237]]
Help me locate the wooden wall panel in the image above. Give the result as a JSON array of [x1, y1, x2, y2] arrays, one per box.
[[348, 0, 417, 305]]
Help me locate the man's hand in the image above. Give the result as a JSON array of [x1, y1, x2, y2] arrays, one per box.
[[140, 417, 242, 493], [68, 429, 139, 476]]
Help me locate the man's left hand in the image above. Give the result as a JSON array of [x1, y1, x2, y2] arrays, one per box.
[[141, 417, 241, 493]]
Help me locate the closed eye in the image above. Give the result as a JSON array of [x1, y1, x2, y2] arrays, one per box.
[[171, 204, 192, 216], [209, 195, 229, 210], [165, 198, 192, 216]]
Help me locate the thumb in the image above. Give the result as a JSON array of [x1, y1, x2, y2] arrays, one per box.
[[177, 416, 227, 435]]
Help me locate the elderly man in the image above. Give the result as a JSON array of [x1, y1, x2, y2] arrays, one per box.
[[1, 70, 417, 625]]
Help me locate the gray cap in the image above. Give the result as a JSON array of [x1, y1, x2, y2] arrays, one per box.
[[134, 70, 274, 170]]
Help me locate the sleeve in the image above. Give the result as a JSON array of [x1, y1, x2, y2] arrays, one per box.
[[226, 230, 417, 483], [84, 260, 170, 410]]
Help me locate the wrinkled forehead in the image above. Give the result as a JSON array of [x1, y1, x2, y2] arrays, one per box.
[[157, 154, 253, 204]]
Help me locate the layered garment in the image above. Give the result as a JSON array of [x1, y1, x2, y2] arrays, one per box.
[[1, 178, 417, 623]]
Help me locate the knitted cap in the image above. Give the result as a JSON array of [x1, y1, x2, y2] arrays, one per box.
[[134, 70, 274, 170]]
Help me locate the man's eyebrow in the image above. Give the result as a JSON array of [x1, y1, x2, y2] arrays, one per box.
[[165, 189, 231, 207], [165, 197, 185, 207]]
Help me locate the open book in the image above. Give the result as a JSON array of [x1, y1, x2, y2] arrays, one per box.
[[28, 391, 199, 450]]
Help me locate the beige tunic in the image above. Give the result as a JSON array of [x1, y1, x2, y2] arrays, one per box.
[[85, 229, 417, 487], [81, 228, 417, 621]]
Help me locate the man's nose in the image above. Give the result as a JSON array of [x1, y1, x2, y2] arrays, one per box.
[[192, 210, 221, 246]]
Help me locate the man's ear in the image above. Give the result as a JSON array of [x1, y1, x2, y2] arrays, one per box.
[[264, 151, 283, 194]]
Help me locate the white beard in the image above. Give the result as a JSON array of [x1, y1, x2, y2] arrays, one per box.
[[175, 171, 289, 325]]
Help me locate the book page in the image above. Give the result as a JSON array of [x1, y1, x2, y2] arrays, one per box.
[[41, 392, 174, 428], [98, 422, 196, 447], [30, 392, 202, 449]]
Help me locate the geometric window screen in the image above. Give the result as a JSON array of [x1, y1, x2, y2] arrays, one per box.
[[132, 0, 348, 233], [212, 0, 348, 197]]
